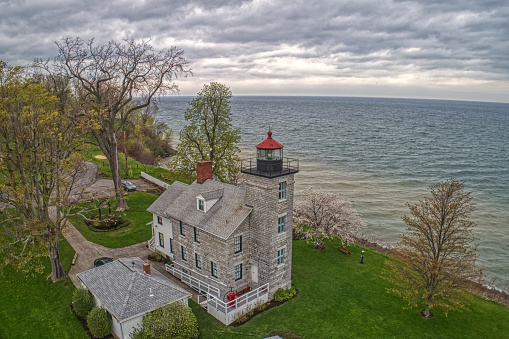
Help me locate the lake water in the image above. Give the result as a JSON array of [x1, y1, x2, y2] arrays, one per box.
[[157, 96, 509, 289]]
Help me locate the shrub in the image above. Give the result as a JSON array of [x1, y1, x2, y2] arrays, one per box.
[[274, 286, 297, 302], [139, 302, 199, 339], [148, 251, 171, 264], [87, 307, 112, 339], [72, 288, 94, 318]]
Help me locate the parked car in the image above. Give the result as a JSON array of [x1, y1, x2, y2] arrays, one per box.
[[94, 257, 113, 267], [121, 181, 137, 192]]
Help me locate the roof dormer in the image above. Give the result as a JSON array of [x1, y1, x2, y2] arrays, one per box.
[[196, 188, 223, 212]]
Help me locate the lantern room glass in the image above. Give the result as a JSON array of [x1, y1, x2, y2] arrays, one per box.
[[257, 148, 283, 161]]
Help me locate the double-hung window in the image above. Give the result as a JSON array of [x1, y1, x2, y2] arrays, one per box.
[[211, 261, 217, 278], [157, 216, 162, 225], [180, 221, 185, 236], [181, 246, 187, 261], [278, 181, 287, 200], [278, 216, 286, 234], [195, 253, 201, 269], [194, 227, 200, 243], [198, 199, 204, 211], [158, 232, 164, 248], [277, 248, 285, 265], [234, 235, 242, 254], [234, 263, 242, 281]]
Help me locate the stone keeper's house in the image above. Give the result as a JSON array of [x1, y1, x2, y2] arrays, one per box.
[[147, 131, 298, 325]]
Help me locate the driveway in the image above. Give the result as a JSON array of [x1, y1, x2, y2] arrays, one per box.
[[60, 162, 197, 301]]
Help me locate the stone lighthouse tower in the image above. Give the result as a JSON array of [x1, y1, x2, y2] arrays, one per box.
[[240, 131, 298, 297]]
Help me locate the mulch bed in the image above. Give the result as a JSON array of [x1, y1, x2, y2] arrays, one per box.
[[70, 304, 113, 339]]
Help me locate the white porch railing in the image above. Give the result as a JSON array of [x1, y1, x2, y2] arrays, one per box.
[[165, 263, 269, 325], [205, 283, 269, 325], [148, 237, 155, 251], [165, 264, 221, 298]]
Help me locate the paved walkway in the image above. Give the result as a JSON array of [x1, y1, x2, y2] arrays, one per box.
[[62, 220, 200, 302]]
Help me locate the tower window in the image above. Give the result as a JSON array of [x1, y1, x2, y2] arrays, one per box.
[[157, 216, 162, 225], [278, 216, 286, 234], [234, 263, 242, 281], [277, 248, 285, 265], [234, 235, 242, 254], [278, 181, 287, 200]]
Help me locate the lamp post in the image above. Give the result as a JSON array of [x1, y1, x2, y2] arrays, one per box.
[[359, 250, 365, 264]]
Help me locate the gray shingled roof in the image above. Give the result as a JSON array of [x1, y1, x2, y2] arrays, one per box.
[[147, 179, 252, 239], [200, 188, 223, 201], [77, 257, 190, 322]]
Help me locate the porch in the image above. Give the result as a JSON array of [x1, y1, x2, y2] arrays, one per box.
[[165, 262, 269, 325]]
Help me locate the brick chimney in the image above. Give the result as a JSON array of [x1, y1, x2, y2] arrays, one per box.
[[196, 160, 213, 184], [143, 262, 151, 275]]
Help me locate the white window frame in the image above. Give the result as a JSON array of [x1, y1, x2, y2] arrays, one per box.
[[197, 198, 205, 212]]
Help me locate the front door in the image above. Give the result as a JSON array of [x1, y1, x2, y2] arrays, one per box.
[[251, 262, 258, 283]]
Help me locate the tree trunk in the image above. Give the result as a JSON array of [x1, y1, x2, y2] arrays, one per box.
[[48, 238, 66, 282], [111, 146, 128, 211], [97, 134, 128, 211], [422, 296, 434, 318]]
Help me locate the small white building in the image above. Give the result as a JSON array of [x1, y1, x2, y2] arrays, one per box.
[[77, 257, 191, 339]]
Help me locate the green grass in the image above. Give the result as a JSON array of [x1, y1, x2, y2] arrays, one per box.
[[85, 148, 193, 184], [70, 191, 159, 248], [192, 239, 509, 339], [0, 238, 87, 339]]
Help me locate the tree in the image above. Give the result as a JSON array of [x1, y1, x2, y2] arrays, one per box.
[[0, 61, 90, 281], [170, 82, 241, 183], [133, 302, 199, 339], [381, 179, 482, 318], [35, 37, 191, 210], [294, 188, 365, 249]]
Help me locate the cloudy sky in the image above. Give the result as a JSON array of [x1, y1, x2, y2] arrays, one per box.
[[1, 0, 508, 102]]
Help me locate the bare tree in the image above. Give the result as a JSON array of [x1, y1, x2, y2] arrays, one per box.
[[294, 188, 365, 249], [35, 37, 191, 210], [381, 179, 482, 318]]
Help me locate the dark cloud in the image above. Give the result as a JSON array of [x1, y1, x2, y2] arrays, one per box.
[[0, 0, 508, 101]]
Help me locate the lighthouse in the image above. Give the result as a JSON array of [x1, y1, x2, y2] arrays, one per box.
[[240, 131, 298, 297]]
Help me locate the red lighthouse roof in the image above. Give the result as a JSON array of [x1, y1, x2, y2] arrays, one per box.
[[256, 131, 284, 150]]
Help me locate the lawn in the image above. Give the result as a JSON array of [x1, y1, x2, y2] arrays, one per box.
[[85, 148, 193, 184], [0, 238, 87, 339], [70, 191, 159, 248], [191, 239, 509, 339]]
